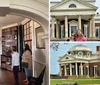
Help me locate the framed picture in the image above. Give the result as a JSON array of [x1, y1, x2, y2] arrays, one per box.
[[36, 26, 45, 49]]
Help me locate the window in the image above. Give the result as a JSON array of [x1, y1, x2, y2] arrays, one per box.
[[78, 51, 83, 57], [69, 20, 78, 37], [71, 52, 74, 55], [86, 66, 89, 76], [83, 24, 88, 38], [66, 57, 69, 59], [94, 66, 98, 76], [61, 25, 65, 39], [69, 4, 76, 8], [95, 27, 100, 38], [71, 26, 77, 34], [23, 20, 32, 49]]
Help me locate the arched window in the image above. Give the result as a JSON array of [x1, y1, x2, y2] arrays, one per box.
[[78, 51, 83, 57], [69, 4, 76, 8]]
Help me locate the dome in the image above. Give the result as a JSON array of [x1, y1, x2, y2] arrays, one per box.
[[68, 44, 92, 52]]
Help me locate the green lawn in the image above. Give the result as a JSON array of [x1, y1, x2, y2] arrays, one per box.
[[50, 79, 100, 85]]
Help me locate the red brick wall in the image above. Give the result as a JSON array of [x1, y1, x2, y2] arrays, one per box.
[[89, 62, 100, 77]]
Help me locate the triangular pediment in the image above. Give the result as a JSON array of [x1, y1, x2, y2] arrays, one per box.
[[51, 0, 97, 11], [58, 54, 75, 62]]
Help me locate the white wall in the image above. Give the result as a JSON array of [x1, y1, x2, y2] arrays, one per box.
[[28, 20, 49, 85]]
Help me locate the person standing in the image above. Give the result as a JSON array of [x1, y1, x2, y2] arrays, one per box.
[[75, 29, 87, 41], [22, 44, 32, 85], [12, 46, 20, 85]]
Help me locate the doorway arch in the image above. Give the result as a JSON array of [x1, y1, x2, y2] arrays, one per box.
[[0, 0, 49, 33], [0, 0, 49, 85]]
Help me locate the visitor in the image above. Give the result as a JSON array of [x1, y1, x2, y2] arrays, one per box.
[[75, 29, 87, 41], [12, 46, 19, 85], [66, 33, 75, 41], [22, 44, 32, 85]]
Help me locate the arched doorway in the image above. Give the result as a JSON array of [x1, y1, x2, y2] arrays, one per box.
[[0, 0, 49, 85]]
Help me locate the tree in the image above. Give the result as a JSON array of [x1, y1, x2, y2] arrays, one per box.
[[50, 42, 68, 51]]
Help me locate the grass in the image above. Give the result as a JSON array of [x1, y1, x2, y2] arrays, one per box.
[[50, 79, 100, 85]]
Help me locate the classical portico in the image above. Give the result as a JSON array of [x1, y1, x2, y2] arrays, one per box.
[[58, 45, 100, 77], [50, 0, 100, 41], [59, 62, 89, 76]]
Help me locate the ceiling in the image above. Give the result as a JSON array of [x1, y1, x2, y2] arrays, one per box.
[[0, 14, 25, 28]]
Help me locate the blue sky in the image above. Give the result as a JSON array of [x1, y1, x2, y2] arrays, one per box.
[[50, 0, 100, 12], [50, 42, 100, 74]]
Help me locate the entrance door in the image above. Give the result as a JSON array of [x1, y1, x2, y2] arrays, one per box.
[[69, 20, 78, 37], [71, 26, 77, 35]]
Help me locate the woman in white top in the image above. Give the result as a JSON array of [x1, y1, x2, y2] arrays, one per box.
[[12, 46, 20, 85]]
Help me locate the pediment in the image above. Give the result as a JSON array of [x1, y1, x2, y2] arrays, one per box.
[[58, 54, 75, 62], [51, 0, 97, 11], [69, 20, 78, 24]]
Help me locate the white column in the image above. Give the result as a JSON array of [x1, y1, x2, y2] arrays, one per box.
[[64, 64, 67, 76], [75, 62, 78, 76], [65, 16, 68, 38], [78, 15, 81, 30], [59, 64, 61, 76], [51, 16, 55, 39], [80, 63, 83, 76], [56, 20, 59, 38], [92, 15, 95, 38], [70, 63, 72, 76], [89, 19, 92, 38], [44, 35, 49, 85]]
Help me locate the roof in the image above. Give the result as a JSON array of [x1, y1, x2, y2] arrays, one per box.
[[68, 44, 92, 52], [51, 0, 98, 10]]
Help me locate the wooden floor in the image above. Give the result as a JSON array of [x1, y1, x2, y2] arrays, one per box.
[[0, 69, 26, 85]]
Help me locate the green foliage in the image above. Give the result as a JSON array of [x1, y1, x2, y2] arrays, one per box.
[[50, 79, 100, 85], [50, 43, 68, 51]]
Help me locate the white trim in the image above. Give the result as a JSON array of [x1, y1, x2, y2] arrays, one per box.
[[51, 11, 95, 16], [21, 18, 31, 25], [78, 51, 83, 57], [1, 23, 18, 29]]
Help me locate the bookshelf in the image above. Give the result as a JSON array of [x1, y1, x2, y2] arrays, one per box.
[[1, 26, 18, 70]]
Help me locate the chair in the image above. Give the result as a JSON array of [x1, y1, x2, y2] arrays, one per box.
[[28, 66, 46, 85]]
